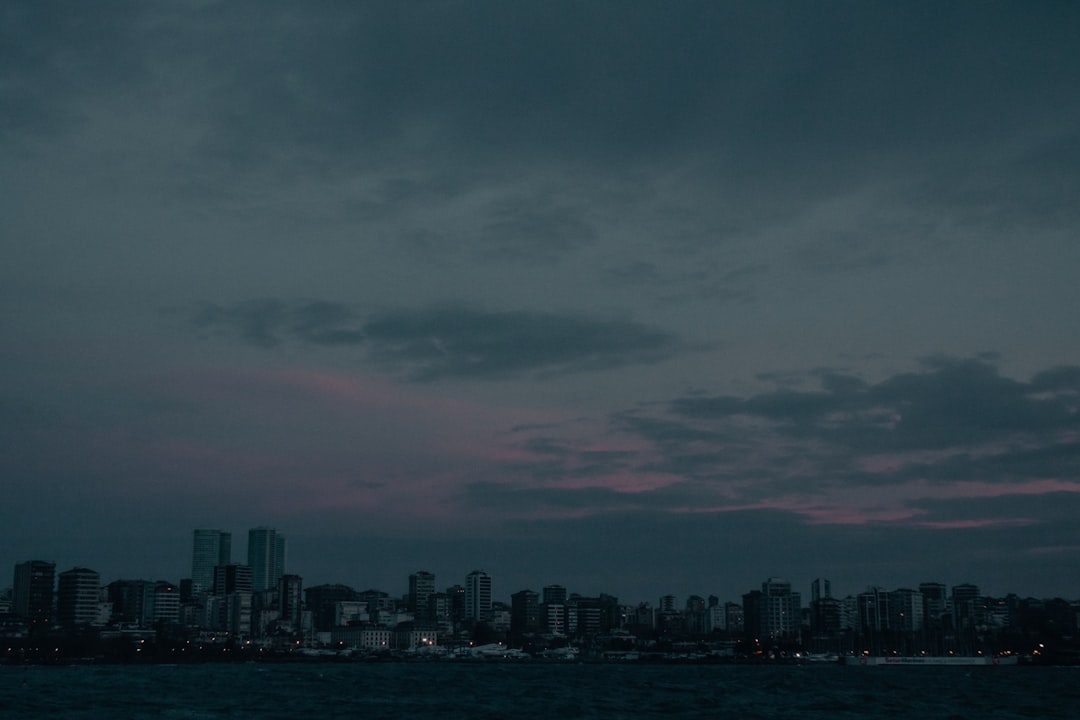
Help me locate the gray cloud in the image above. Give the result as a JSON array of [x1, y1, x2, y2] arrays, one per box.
[[6, 0, 1080, 603], [607, 358, 1080, 501], [191, 300, 680, 381], [669, 357, 1079, 453]]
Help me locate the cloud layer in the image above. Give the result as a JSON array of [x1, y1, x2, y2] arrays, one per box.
[[3, 1, 1080, 602]]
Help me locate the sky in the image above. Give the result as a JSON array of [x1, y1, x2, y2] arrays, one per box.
[[3, 1, 1080, 606]]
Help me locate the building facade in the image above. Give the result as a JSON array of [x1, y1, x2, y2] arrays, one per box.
[[247, 527, 286, 592], [56, 567, 101, 628], [13, 560, 55, 631], [191, 529, 231, 595], [465, 570, 492, 622]]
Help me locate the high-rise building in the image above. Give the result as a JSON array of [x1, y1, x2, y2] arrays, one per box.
[[13, 560, 55, 630], [408, 571, 436, 619], [743, 577, 801, 644], [56, 567, 100, 628], [465, 570, 492, 622], [446, 584, 466, 622], [280, 574, 303, 628], [951, 583, 981, 628], [510, 589, 539, 634], [107, 579, 156, 627], [153, 581, 181, 625], [889, 588, 925, 633], [191, 529, 231, 595], [247, 527, 286, 592]]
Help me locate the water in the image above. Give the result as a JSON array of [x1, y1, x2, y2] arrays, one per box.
[[3, 662, 1079, 719]]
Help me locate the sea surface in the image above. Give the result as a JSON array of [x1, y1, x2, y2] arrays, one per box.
[[2, 662, 1079, 719]]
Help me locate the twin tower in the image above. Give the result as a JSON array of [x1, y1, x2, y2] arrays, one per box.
[[191, 527, 285, 595]]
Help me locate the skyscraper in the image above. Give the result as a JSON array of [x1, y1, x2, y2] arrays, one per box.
[[14, 560, 55, 631], [247, 527, 286, 592], [191, 529, 231, 595], [465, 570, 492, 622]]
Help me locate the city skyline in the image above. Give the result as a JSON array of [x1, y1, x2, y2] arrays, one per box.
[[7, 531, 1080, 610], [3, 2, 1080, 603]]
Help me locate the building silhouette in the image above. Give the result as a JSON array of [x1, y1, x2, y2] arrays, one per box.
[[743, 577, 801, 646], [56, 567, 101, 628], [408, 571, 435, 619], [247, 527, 286, 592], [191, 529, 231, 596], [465, 570, 492, 622], [13, 560, 55, 632], [511, 589, 539, 635]]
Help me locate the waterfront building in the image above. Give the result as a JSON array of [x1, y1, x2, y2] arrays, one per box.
[[465, 570, 492, 622], [724, 602, 744, 635], [223, 592, 252, 637], [153, 581, 181, 625], [541, 601, 566, 635], [191, 529, 231, 596], [511, 589, 540, 635], [743, 577, 801, 645], [889, 588, 925, 633], [304, 584, 358, 631], [13, 560, 55, 631], [247, 527, 286, 592], [280, 574, 303, 628], [446, 584, 466, 622], [408, 571, 436, 619], [706, 604, 727, 633], [56, 567, 101, 628], [107, 579, 156, 627]]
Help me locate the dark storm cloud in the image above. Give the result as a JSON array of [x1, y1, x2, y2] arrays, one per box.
[[670, 357, 1079, 453], [609, 358, 1080, 499], [191, 300, 679, 381]]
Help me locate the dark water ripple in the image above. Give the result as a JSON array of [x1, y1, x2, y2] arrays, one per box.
[[2, 663, 1079, 719]]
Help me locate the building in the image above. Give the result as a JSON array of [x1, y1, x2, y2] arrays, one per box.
[[247, 527, 286, 592], [465, 570, 492, 622], [191, 529, 231, 596], [213, 564, 253, 596], [510, 589, 539, 635], [408, 571, 436, 619], [153, 582, 181, 625], [743, 577, 801, 645], [305, 584, 358, 631], [541, 602, 567, 635], [108, 580, 156, 627], [542, 585, 568, 606], [280, 574, 303, 628], [56, 567, 101, 628], [889, 588, 925, 633], [13, 560, 55, 631]]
